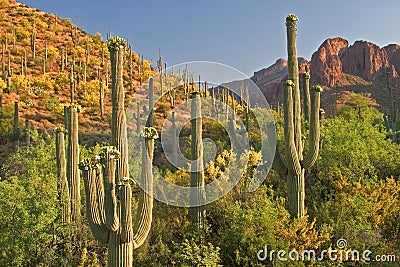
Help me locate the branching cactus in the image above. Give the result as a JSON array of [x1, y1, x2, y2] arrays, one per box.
[[80, 128, 157, 266], [189, 91, 206, 227], [66, 103, 81, 223], [79, 37, 157, 266], [54, 127, 71, 225], [272, 14, 323, 218]]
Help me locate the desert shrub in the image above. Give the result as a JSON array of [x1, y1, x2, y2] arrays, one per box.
[[77, 79, 100, 107]]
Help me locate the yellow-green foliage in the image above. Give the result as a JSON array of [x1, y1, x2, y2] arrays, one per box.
[[0, 77, 6, 93], [12, 75, 31, 94], [54, 72, 69, 93], [31, 75, 55, 93], [77, 79, 100, 107]]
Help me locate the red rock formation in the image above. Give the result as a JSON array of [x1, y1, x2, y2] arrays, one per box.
[[310, 38, 348, 87], [384, 44, 400, 75], [341, 40, 390, 81]]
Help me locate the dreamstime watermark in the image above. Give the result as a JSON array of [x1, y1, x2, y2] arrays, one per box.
[[127, 61, 276, 207], [257, 238, 397, 263]]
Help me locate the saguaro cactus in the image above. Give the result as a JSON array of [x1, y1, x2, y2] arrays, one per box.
[[24, 118, 30, 147], [272, 14, 323, 218], [54, 127, 71, 224], [79, 37, 156, 267], [66, 103, 81, 223], [384, 72, 398, 143], [12, 101, 20, 140], [0, 94, 2, 118], [109, 37, 129, 180], [189, 91, 206, 227]]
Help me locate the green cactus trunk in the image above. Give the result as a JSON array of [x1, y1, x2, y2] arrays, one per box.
[[110, 47, 129, 180], [272, 15, 322, 218], [66, 105, 80, 223], [13, 101, 20, 140], [136, 101, 141, 135], [171, 111, 178, 166], [0, 94, 2, 118], [100, 77, 105, 119], [148, 77, 154, 127], [25, 118, 30, 147], [189, 92, 206, 227], [385, 72, 398, 143], [55, 128, 71, 225]]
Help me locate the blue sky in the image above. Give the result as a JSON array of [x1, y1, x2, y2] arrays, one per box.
[[20, 0, 400, 77]]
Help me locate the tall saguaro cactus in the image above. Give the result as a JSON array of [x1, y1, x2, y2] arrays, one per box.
[[109, 37, 129, 180], [384, 72, 398, 143], [272, 15, 323, 218], [54, 127, 71, 224], [66, 104, 81, 223], [189, 91, 206, 227], [80, 37, 156, 267]]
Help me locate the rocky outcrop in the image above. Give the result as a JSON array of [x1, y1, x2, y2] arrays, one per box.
[[384, 44, 400, 75], [310, 38, 348, 87], [341, 40, 391, 81]]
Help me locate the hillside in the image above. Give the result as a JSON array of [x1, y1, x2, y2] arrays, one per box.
[[0, 0, 153, 140]]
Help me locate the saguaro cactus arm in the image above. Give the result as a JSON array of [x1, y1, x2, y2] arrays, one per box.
[[80, 160, 109, 244], [100, 146, 120, 232], [302, 86, 323, 169], [132, 127, 157, 248], [302, 72, 311, 122], [283, 80, 301, 176]]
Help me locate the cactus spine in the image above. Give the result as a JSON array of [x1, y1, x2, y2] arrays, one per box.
[[189, 91, 206, 227], [272, 15, 323, 218], [55, 127, 71, 224], [80, 37, 156, 267]]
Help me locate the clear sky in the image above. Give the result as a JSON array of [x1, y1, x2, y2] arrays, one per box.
[[20, 0, 400, 77]]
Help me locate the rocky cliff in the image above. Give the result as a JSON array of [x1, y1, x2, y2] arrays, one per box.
[[246, 37, 400, 114]]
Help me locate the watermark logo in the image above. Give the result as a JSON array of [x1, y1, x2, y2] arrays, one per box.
[[127, 61, 276, 207], [257, 238, 397, 263]]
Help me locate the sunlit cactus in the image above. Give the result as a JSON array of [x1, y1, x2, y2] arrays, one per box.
[[79, 37, 157, 267], [383, 72, 398, 143], [66, 103, 81, 223], [189, 91, 206, 227], [272, 15, 323, 218], [54, 127, 71, 225]]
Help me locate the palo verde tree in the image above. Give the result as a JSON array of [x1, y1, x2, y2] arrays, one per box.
[[272, 14, 323, 218]]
